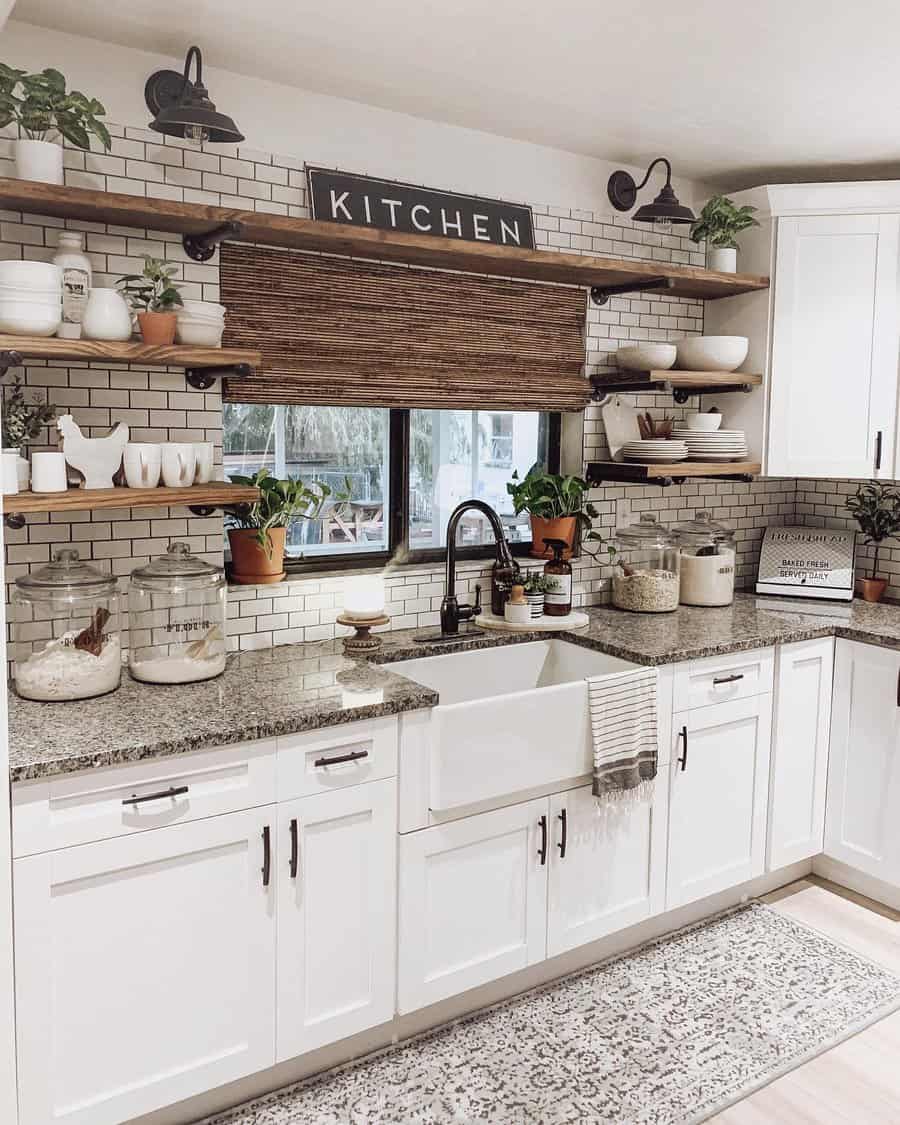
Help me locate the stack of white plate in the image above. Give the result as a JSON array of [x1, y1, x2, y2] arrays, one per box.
[[622, 439, 689, 463], [671, 428, 749, 461]]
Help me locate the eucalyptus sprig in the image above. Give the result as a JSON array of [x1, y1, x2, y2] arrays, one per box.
[[2, 372, 55, 448], [0, 64, 111, 150], [117, 256, 184, 313]]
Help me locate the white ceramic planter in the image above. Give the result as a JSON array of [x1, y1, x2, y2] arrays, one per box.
[[82, 288, 133, 341], [707, 246, 737, 273], [15, 139, 64, 185]]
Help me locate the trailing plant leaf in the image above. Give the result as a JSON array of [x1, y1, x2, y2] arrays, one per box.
[[506, 467, 598, 533], [690, 194, 759, 250], [845, 480, 900, 578], [0, 65, 111, 149], [226, 468, 352, 556]]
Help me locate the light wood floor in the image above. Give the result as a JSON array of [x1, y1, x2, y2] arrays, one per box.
[[710, 877, 900, 1124]]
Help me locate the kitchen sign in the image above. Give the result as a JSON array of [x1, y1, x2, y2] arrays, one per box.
[[306, 167, 535, 249], [756, 525, 856, 601]]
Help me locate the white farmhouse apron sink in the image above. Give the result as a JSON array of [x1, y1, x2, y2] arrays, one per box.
[[391, 640, 639, 812]]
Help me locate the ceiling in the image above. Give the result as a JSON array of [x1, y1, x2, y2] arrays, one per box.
[[10, 0, 900, 189]]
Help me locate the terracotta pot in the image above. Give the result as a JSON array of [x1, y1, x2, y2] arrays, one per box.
[[228, 527, 287, 584], [857, 576, 888, 603], [137, 310, 177, 345], [529, 515, 577, 559]]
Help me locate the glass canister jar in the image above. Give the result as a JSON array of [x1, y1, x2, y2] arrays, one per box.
[[674, 510, 737, 607], [611, 513, 680, 613], [12, 549, 121, 701], [129, 543, 227, 684]]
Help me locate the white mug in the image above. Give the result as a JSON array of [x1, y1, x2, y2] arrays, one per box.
[[124, 442, 162, 489], [30, 451, 68, 493], [1, 450, 19, 495], [193, 442, 214, 484], [161, 442, 197, 488]]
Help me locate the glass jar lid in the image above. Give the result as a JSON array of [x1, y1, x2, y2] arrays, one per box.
[[672, 509, 735, 545], [130, 542, 225, 588], [614, 512, 678, 548], [15, 548, 117, 596]]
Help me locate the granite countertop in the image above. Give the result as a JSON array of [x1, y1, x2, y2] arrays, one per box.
[[11, 591, 900, 783]]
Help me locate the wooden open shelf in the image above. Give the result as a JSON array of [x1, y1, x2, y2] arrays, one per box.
[[586, 460, 761, 486], [0, 334, 260, 370], [592, 369, 763, 393], [0, 178, 770, 302], [2, 481, 259, 516]]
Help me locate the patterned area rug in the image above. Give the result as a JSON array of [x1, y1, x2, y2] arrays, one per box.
[[205, 903, 900, 1125]]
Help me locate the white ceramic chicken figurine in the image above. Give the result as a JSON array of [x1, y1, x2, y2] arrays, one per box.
[[57, 414, 130, 490]]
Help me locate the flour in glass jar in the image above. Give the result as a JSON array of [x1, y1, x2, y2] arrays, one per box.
[[15, 632, 122, 701]]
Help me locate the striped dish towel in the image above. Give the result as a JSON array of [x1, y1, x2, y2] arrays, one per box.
[[589, 666, 658, 803]]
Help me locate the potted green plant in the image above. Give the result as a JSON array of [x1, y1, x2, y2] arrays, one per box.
[[689, 194, 760, 273], [116, 257, 184, 345], [0, 64, 111, 184], [845, 480, 900, 602], [225, 469, 349, 584], [506, 467, 598, 559], [521, 571, 550, 619], [2, 372, 56, 488]]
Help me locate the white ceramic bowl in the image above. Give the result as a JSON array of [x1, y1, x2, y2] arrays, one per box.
[[0, 260, 61, 287], [686, 412, 723, 432], [616, 343, 677, 371], [675, 336, 749, 372], [0, 280, 61, 296], [0, 303, 61, 335], [175, 319, 224, 346], [0, 288, 60, 305], [180, 299, 225, 318]]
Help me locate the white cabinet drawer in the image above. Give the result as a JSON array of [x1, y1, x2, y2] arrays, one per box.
[[673, 648, 774, 712], [277, 717, 398, 801], [12, 739, 277, 858]]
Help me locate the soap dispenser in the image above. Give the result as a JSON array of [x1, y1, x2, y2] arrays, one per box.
[[543, 538, 572, 617]]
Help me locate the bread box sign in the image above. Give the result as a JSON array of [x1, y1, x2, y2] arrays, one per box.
[[756, 525, 856, 601]]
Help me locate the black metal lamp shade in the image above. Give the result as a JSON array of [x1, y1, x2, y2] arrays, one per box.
[[146, 46, 244, 144], [607, 158, 695, 225]]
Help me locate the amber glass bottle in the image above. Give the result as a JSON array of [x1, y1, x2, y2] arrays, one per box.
[[543, 538, 572, 617]]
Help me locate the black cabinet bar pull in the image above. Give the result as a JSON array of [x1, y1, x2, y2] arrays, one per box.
[[538, 815, 548, 866], [262, 825, 271, 888], [558, 808, 568, 859], [314, 749, 369, 768], [289, 817, 299, 880], [712, 673, 744, 686], [896, 667, 900, 708], [677, 725, 689, 772], [876, 430, 884, 472], [122, 785, 188, 807]]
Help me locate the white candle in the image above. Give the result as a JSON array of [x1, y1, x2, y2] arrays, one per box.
[[343, 574, 386, 620]]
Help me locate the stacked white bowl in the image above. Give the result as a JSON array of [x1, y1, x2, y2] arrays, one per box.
[[0, 261, 62, 336], [176, 300, 225, 346]]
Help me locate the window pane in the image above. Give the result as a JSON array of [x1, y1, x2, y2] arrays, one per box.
[[409, 410, 548, 549], [223, 404, 390, 556]]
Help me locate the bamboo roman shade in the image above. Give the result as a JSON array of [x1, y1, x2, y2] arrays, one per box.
[[219, 243, 589, 411]]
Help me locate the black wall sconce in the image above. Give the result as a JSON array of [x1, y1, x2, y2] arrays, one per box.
[[607, 157, 695, 228], [145, 45, 244, 144]]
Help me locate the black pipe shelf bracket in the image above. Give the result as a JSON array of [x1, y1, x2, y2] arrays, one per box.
[[590, 375, 756, 404], [185, 361, 252, 391], [3, 512, 25, 530], [0, 348, 23, 377], [590, 276, 675, 307], [182, 219, 244, 263]]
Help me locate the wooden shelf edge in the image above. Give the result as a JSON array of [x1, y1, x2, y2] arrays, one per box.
[[592, 369, 762, 387], [586, 460, 760, 485], [3, 482, 259, 515], [0, 335, 261, 370], [0, 178, 770, 301]]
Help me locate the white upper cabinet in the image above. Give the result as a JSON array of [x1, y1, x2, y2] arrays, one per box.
[[704, 183, 900, 480]]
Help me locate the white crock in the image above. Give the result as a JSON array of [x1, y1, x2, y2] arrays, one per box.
[[15, 138, 64, 185], [707, 246, 737, 273], [82, 288, 133, 341]]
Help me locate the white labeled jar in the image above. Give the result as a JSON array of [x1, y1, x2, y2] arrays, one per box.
[[52, 231, 92, 339], [129, 543, 227, 684], [673, 510, 737, 607]]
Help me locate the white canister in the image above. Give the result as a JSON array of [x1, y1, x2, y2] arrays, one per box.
[[161, 443, 197, 488], [30, 451, 68, 493], [193, 441, 214, 484], [15, 138, 63, 185], [1, 449, 19, 495], [123, 443, 162, 489], [82, 288, 133, 342], [52, 232, 92, 339]]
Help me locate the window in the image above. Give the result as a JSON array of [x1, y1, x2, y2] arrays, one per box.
[[223, 404, 559, 566]]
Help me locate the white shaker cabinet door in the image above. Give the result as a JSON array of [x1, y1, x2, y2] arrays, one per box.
[[276, 779, 397, 1061], [667, 695, 773, 909], [14, 808, 276, 1125], [397, 798, 548, 1013], [768, 213, 900, 479], [546, 782, 667, 958], [825, 641, 900, 883], [768, 638, 834, 869]]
